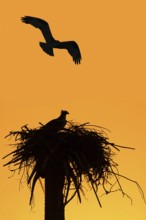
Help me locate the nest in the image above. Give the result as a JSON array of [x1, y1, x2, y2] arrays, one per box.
[[3, 121, 145, 207]]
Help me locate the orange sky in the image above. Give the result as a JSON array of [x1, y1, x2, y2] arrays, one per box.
[[1, 1, 146, 220]]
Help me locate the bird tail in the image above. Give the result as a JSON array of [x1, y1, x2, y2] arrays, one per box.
[[39, 42, 54, 56]]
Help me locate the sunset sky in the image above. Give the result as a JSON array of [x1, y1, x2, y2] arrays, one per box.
[[1, 1, 146, 220]]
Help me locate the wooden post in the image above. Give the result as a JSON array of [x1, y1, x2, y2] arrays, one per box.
[[45, 162, 65, 220]]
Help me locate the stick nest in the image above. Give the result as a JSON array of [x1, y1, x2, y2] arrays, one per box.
[[3, 121, 145, 207]]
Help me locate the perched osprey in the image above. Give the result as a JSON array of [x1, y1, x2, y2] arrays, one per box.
[[21, 16, 81, 64], [43, 110, 69, 133]]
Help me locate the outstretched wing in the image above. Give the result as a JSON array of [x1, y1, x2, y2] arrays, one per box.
[[57, 41, 82, 64], [21, 16, 55, 43]]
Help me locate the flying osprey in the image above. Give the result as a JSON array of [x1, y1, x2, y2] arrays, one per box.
[[42, 110, 69, 133], [21, 16, 82, 64]]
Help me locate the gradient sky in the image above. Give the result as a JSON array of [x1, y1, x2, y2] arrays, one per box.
[[1, 1, 146, 220]]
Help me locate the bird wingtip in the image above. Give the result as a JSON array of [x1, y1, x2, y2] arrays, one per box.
[[21, 16, 27, 22]]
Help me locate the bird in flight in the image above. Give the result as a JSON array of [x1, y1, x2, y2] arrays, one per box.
[[42, 110, 69, 133], [21, 16, 82, 64]]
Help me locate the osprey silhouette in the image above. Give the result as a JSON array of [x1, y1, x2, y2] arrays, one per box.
[[43, 110, 69, 133], [21, 16, 81, 64]]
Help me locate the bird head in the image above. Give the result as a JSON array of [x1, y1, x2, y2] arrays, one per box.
[[61, 110, 69, 116], [52, 40, 61, 46]]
